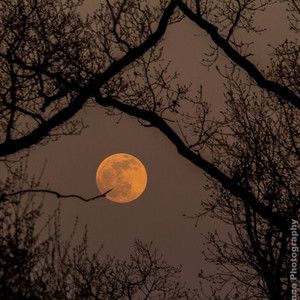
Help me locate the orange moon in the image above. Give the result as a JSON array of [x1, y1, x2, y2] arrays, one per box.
[[96, 153, 147, 203]]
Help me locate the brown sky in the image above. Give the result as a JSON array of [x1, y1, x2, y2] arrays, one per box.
[[25, 0, 293, 286]]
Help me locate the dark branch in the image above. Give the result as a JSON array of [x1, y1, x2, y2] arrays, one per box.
[[177, 1, 300, 109], [0, 88, 89, 157], [3, 188, 113, 202], [95, 94, 290, 232], [0, 0, 179, 158]]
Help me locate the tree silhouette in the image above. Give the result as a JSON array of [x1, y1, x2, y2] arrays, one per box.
[[0, 0, 299, 299], [194, 73, 299, 299], [0, 0, 298, 231], [0, 181, 197, 299]]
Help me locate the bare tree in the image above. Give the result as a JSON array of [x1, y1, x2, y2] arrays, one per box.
[[192, 69, 299, 299], [1, 0, 298, 231], [0, 1, 299, 298], [0, 190, 197, 299]]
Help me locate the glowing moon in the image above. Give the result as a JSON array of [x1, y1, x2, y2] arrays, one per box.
[[96, 153, 147, 203]]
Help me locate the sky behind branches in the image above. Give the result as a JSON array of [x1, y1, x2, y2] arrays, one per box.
[[23, 0, 293, 286]]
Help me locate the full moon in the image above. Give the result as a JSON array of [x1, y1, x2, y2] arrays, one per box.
[[96, 153, 147, 203]]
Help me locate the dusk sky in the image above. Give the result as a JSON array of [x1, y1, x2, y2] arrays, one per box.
[[21, 0, 294, 287]]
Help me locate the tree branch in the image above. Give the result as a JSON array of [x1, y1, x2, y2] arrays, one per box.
[[95, 93, 290, 232], [177, 1, 300, 109], [3, 188, 113, 202], [0, 0, 179, 158]]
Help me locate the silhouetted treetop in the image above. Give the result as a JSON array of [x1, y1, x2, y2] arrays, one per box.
[[0, 191, 197, 299], [0, 0, 298, 231]]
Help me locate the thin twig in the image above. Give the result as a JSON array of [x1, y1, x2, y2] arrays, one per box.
[[3, 188, 113, 202]]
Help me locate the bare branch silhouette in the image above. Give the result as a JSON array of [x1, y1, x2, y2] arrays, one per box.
[[177, 1, 300, 108], [0, 192, 197, 299], [94, 93, 291, 232], [3, 188, 113, 203], [0, 3, 299, 298], [0, 0, 297, 233]]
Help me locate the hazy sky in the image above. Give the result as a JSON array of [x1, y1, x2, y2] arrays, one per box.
[[25, 1, 292, 286]]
